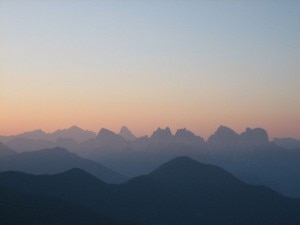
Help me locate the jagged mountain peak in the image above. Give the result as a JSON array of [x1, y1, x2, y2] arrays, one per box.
[[241, 127, 269, 143], [151, 127, 173, 139], [175, 128, 196, 138], [207, 125, 240, 145], [119, 126, 136, 141], [97, 128, 119, 138]]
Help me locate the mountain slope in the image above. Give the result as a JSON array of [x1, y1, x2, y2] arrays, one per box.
[[121, 157, 300, 225], [0, 142, 17, 158], [0, 157, 299, 225], [52, 125, 96, 143], [0, 185, 121, 225], [0, 147, 127, 183], [6, 138, 55, 152], [119, 126, 136, 141], [273, 137, 300, 149]]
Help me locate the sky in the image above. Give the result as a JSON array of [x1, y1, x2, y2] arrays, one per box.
[[0, 0, 299, 139]]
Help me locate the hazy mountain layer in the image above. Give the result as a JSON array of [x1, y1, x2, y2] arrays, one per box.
[[0, 156, 299, 225], [1, 125, 300, 198], [0, 147, 127, 184]]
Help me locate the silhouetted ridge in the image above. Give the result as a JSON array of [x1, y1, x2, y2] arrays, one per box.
[[119, 126, 136, 141], [52, 126, 96, 143], [97, 128, 117, 137], [22, 129, 47, 137], [96, 128, 125, 142], [273, 137, 300, 149], [241, 127, 269, 144], [58, 167, 94, 177], [0, 142, 16, 157], [207, 125, 240, 145], [151, 127, 173, 139], [150, 156, 240, 185], [174, 128, 205, 144], [68, 125, 82, 131], [175, 128, 196, 138], [53, 168, 107, 186], [40, 146, 70, 155], [1, 125, 300, 199], [0, 147, 127, 184], [0, 156, 300, 225]]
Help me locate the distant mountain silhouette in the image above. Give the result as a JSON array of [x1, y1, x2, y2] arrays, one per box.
[[1, 125, 300, 198], [86, 127, 207, 178], [240, 127, 269, 146], [16, 129, 48, 140], [0, 126, 96, 146], [0, 157, 299, 225], [175, 128, 205, 145], [175, 128, 197, 138], [0, 142, 16, 158], [119, 126, 136, 141], [208, 126, 270, 148], [150, 127, 173, 141], [78, 128, 129, 159], [52, 125, 96, 143], [6, 138, 55, 152], [0, 147, 127, 183], [273, 138, 300, 149], [96, 128, 127, 144], [207, 125, 241, 146]]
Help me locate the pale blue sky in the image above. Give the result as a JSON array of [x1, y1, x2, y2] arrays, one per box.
[[0, 0, 299, 138]]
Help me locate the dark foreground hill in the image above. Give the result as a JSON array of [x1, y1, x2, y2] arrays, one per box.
[[0, 185, 136, 225], [0, 156, 299, 225], [0, 147, 127, 183]]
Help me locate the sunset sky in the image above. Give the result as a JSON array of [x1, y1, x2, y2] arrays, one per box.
[[0, 1, 299, 139]]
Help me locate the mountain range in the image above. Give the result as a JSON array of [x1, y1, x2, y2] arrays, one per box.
[[1, 125, 300, 198], [0, 147, 126, 184], [0, 156, 299, 225], [0, 126, 96, 148], [0, 142, 16, 158]]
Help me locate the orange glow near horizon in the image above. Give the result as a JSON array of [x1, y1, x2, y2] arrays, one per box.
[[0, 1, 299, 140], [1, 104, 300, 140]]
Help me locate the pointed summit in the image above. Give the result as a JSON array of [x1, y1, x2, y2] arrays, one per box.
[[151, 127, 173, 139], [150, 156, 240, 186], [52, 126, 95, 143], [97, 128, 119, 139], [175, 128, 196, 138], [175, 128, 205, 145], [68, 125, 83, 131], [96, 128, 126, 144], [119, 126, 136, 141], [207, 125, 240, 146]]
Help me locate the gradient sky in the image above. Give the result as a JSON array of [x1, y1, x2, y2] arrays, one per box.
[[0, 0, 299, 139]]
